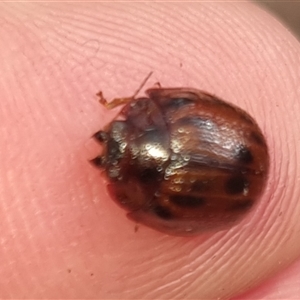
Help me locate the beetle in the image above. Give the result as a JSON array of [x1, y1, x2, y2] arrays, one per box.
[[91, 73, 269, 236]]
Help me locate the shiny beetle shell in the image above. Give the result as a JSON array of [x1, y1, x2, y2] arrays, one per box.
[[92, 83, 269, 236]]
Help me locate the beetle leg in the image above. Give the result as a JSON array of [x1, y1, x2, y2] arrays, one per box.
[[97, 71, 153, 110], [153, 81, 162, 88], [93, 130, 108, 143], [97, 91, 134, 109], [90, 155, 104, 167]]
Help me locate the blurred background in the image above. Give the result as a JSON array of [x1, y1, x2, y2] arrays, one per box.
[[255, 0, 300, 39]]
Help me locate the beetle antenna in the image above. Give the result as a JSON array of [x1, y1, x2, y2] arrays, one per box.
[[132, 71, 153, 98]]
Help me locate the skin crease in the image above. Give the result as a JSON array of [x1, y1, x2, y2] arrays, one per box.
[[0, 1, 300, 299]]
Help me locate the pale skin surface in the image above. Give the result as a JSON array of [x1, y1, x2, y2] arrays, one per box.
[[0, 2, 300, 299]]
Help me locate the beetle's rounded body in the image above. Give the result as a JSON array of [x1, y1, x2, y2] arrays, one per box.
[[92, 87, 269, 236]]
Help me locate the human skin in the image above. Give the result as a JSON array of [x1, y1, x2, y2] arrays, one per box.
[[0, 2, 299, 299]]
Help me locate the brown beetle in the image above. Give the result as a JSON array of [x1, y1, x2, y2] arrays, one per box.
[[91, 73, 269, 236]]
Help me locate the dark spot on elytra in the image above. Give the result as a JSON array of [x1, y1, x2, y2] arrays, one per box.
[[229, 199, 254, 211], [153, 205, 173, 220], [250, 131, 266, 146], [236, 145, 253, 164], [164, 98, 194, 110], [225, 175, 249, 195], [170, 195, 205, 207], [191, 180, 211, 192], [139, 167, 160, 183]]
